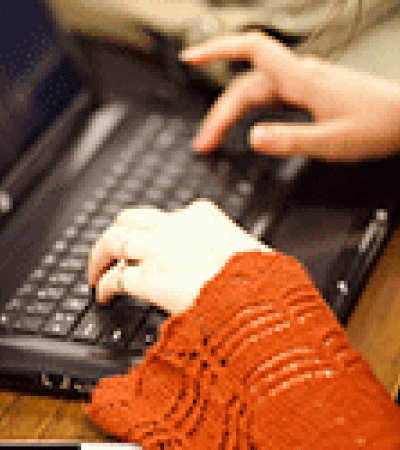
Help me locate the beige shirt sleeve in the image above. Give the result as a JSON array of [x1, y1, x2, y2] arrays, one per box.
[[47, 0, 400, 83]]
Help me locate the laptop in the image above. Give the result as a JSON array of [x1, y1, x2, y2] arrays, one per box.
[[0, 0, 399, 409]]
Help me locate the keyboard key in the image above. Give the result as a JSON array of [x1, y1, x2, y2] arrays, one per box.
[[153, 173, 175, 190], [93, 187, 109, 201], [81, 229, 100, 244], [127, 309, 167, 353], [30, 268, 48, 282], [102, 203, 123, 216], [236, 180, 254, 197], [37, 287, 65, 300], [141, 152, 163, 169], [0, 312, 15, 330], [91, 216, 112, 231], [153, 125, 181, 151], [51, 240, 68, 254], [174, 187, 193, 203], [113, 191, 132, 204], [48, 272, 76, 286], [59, 258, 85, 271], [5, 297, 24, 311], [13, 315, 44, 334], [43, 312, 77, 337], [72, 310, 103, 342], [73, 212, 90, 226], [26, 301, 55, 316], [100, 327, 124, 348], [145, 187, 164, 203], [16, 282, 36, 297], [41, 253, 58, 268], [224, 194, 247, 220], [163, 161, 183, 177], [119, 150, 134, 163], [62, 226, 80, 240], [134, 166, 153, 179], [61, 296, 90, 314], [70, 243, 92, 256], [120, 178, 142, 192], [72, 282, 90, 297], [111, 162, 129, 178], [82, 200, 99, 214], [127, 326, 157, 354], [165, 200, 183, 212], [102, 175, 119, 190]]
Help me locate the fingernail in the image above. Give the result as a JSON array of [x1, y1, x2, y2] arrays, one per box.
[[250, 126, 265, 143], [179, 49, 198, 60]]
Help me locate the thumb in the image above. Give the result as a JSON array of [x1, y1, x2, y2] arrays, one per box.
[[249, 120, 370, 162]]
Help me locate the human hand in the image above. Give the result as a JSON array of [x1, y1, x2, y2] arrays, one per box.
[[180, 32, 400, 162], [87, 199, 274, 314]]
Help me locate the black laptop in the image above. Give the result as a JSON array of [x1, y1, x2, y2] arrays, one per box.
[[0, 0, 399, 405]]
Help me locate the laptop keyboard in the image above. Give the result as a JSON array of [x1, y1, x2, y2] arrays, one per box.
[[0, 112, 263, 362]]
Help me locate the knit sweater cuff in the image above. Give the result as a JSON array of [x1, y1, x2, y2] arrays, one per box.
[[145, 250, 359, 379], [86, 250, 400, 449]]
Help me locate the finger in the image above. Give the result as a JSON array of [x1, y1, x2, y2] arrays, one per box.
[[88, 227, 157, 288], [96, 260, 152, 307], [193, 71, 276, 152], [249, 119, 389, 162], [96, 261, 126, 304], [180, 32, 293, 72]]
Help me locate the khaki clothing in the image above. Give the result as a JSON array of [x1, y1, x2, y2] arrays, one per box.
[[47, 0, 400, 83]]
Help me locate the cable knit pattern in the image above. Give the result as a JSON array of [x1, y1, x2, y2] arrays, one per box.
[[86, 250, 400, 449]]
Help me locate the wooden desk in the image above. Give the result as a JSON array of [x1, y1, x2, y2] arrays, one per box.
[[2, 226, 400, 442]]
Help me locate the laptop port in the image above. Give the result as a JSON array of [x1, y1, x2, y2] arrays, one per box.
[[40, 372, 71, 390], [71, 378, 95, 394]]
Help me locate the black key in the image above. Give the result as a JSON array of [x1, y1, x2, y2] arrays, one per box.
[[37, 286, 66, 301], [59, 257, 86, 272], [42, 311, 77, 337], [72, 309, 104, 342], [73, 212, 90, 227], [4, 297, 25, 312], [81, 199, 101, 215], [50, 239, 69, 254], [40, 253, 58, 269], [120, 178, 143, 194], [61, 296, 90, 314], [13, 315, 45, 334], [26, 301, 55, 316], [62, 225, 80, 241], [99, 295, 149, 348], [112, 190, 132, 204], [99, 327, 125, 350], [48, 271, 77, 286], [224, 193, 248, 221], [102, 203, 124, 216], [69, 243, 92, 257], [71, 281, 91, 297], [127, 308, 168, 353], [81, 229, 101, 244], [15, 282, 37, 297], [29, 267, 48, 282], [0, 312, 16, 331]]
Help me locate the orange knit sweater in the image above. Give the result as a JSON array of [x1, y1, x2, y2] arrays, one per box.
[[85, 250, 400, 449]]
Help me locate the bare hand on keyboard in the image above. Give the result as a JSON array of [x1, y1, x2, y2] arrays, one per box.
[[180, 32, 400, 162], [87, 199, 274, 314]]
